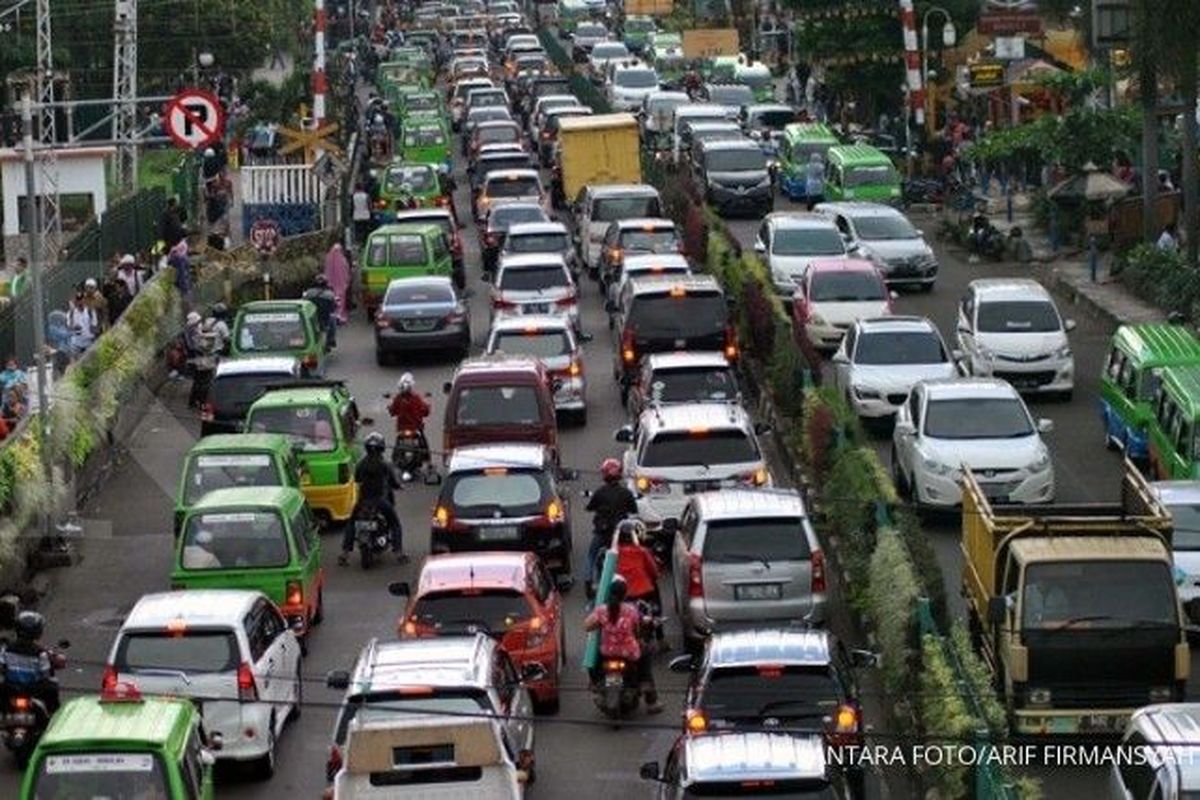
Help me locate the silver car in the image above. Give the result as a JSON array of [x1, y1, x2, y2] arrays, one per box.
[[671, 489, 825, 652]]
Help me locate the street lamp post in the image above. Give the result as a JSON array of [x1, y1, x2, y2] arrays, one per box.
[[921, 6, 956, 135]]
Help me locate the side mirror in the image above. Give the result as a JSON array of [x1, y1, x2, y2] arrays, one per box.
[[388, 581, 411, 597], [753, 422, 772, 436], [849, 648, 880, 669], [326, 669, 351, 690], [753, 239, 766, 254], [555, 574, 575, 593], [889, 290, 899, 301], [639, 761, 661, 781], [894, 419, 915, 437], [442, 381, 452, 395], [205, 732, 224, 752], [291, 617, 306, 634], [551, 378, 565, 392], [668, 654, 695, 673], [557, 467, 579, 482], [521, 663, 548, 682], [578, 331, 594, 342], [831, 351, 849, 365], [200, 749, 217, 767], [951, 349, 964, 362], [480, 271, 493, 283], [987, 596, 1008, 626], [1064, 319, 1076, 332], [614, 425, 635, 443], [56, 639, 71, 650], [1037, 418, 1054, 434]]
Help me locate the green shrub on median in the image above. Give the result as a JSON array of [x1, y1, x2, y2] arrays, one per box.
[[918, 633, 978, 800], [1117, 242, 1200, 321]]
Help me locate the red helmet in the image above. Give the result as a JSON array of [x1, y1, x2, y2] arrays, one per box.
[[600, 458, 622, 482]]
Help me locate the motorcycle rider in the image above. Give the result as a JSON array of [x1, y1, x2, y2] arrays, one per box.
[[387, 373, 431, 476], [339, 432, 406, 565], [583, 576, 662, 714], [613, 519, 661, 619], [584, 458, 638, 597], [302, 273, 338, 350], [0, 611, 61, 716]]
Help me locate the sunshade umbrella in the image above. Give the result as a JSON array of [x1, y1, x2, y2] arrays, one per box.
[[1048, 162, 1131, 202]]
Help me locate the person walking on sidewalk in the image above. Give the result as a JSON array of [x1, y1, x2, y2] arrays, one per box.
[[1158, 222, 1180, 253], [352, 184, 372, 246], [324, 243, 352, 324]]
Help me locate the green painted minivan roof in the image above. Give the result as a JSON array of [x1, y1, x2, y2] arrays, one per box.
[[248, 385, 347, 407], [38, 696, 195, 752], [783, 122, 838, 145], [1160, 366, 1200, 416], [1114, 324, 1200, 366], [238, 299, 315, 314], [189, 485, 305, 512], [189, 433, 293, 454], [369, 223, 442, 238], [827, 143, 891, 166]]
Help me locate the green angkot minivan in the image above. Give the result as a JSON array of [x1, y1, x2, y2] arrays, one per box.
[[230, 300, 327, 377], [360, 222, 455, 316]]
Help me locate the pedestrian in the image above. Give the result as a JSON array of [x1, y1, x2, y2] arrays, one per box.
[[2, 382, 26, 425], [115, 254, 146, 297], [81, 278, 109, 330], [8, 257, 28, 297], [168, 239, 192, 301], [804, 153, 825, 210], [1157, 222, 1180, 253], [324, 242, 352, 324], [0, 357, 26, 399], [303, 274, 338, 350], [65, 292, 100, 357], [1159, 170, 1176, 193], [102, 271, 132, 322], [158, 196, 187, 250], [352, 183, 372, 246]]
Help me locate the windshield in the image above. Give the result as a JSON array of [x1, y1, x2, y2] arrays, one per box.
[[384, 282, 454, 305], [750, 109, 795, 129], [368, 234, 429, 267], [115, 630, 239, 674], [923, 398, 1033, 439], [454, 385, 542, 425], [577, 23, 606, 37], [616, 70, 658, 88], [468, 109, 510, 125], [791, 141, 833, 163], [707, 86, 753, 106], [845, 164, 898, 188], [1167, 502, 1200, 550], [486, 176, 541, 198], [851, 215, 917, 240], [628, 294, 727, 339], [976, 300, 1061, 333], [498, 264, 571, 291], [335, 692, 489, 744], [772, 228, 845, 257], [703, 518, 810, 561], [651, 366, 737, 402], [738, 71, 772, 88], [246, 404, 338, 452], [627, 18, 654, 32], [706, 149, 767, 172], [405, 95, 440, 112], [506, 232, 568, 253], [181, 510, 289, 569], [31, 754, 170, 800], [405, 128, 444, 146], [490, 205, 547, 229], [479, 157, 534, 178], [1022, 561, 1178, 629], [492, 330, 571, 359], [446, 470, 548, 516], [455, 82, 491, 101], [592, 44, 628, 59], [641, 430, 759, 468], [183, 453, 281, 504], [209, 373, 284, 416], [469, 92, 506, 107], [385, 167, 437, 193], [593, 196, 661, 222], [236, 312, 308, 352], [703, 665, 838, 720], [477, 125, 520, 145], [854, 331, 946, 365], [620, 229, 678, 253], [809, 271, 884, 302], [411, 589, 535, 633], [684, 783, 836, 798]]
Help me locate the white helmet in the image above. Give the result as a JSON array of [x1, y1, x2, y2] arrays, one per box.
[[398, 373, 415, 393], [186, 311, 202, 326]]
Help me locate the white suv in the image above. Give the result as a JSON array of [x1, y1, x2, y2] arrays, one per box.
[[814, 201, 938, 290], [831, 316, 958, 421], [956, 278, 1076, 398], [752, 212, 848, 294], [615, 403, 772, 528], [607, 62, 660, 110], [890, 378, 1055, 508], [104, 590, 301, 775]]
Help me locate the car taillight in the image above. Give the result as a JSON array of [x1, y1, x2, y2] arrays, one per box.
[[738, 468, 769, 487], [724, 326, 739, 361], [545, 499, 564, 522], [237, 661, 259, 702], [302, 353, 319, 370], [603, 659, 626, 671], [541, 130, 552, 140], [687, 552, 704, 598], [374, 199, 387, 209], [375, 313, 391, 330], [686, 709, 708, 733], [285, 580, 303, 608], [493, 296, 517, 309], [433, 505, 452, 528], [794, 297, 810, 324], [445, 308, 466, 324], [401, 616, 438, 637], [568, 358, 582, 377], [338, 462, 351, 484], [555, 294, 577, 307], [827, 703, 862, 746], [435, 196, 450, 207], [101, 664, 118, 692], [200, 402, 214, 421], [326, 745, 343, 782], [635, 474, 670, 495], [811, 549, 827, 594], [451, 236, 464, 254], [621, 329, 636, 364], [486, 232, 501, 246], [608, 246, 623, 263]]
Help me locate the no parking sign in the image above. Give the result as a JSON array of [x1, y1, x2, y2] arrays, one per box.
[[164, 88, 226, 150]]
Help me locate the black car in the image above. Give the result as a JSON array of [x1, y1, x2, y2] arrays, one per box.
[[468, 151, 538, 194], [693, 138, 773, 218], [374, 276, 470, 364], [479, 203, 550, 273], [200, 357, 302, 436]]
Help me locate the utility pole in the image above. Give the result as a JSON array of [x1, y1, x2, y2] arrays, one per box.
[[34, 0, 61, 261], [112, 0, 138, 195], [20, 93, 53, 544]]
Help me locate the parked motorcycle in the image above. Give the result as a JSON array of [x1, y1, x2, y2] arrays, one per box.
[[353, 498, 391, 570]]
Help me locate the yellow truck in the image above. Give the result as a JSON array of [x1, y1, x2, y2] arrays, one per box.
[[961, 460, 1189, 736], [624, 0, 673, 14], [552, 113, 641, 208]]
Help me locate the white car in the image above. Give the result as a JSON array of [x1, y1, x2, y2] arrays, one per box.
[[753, 211, 848, 294], [640, 90, 690, 136], [104, 590, 301, 774], [1150, 481, 1200, 622], [607, 63, 660, 111], [588, 41, 631, 75], [891, 378, 1055, 508], [814, 201, 938, 290], [615, 403, 771, 527], [831, 316, 958, 421], [491, 253, 580, 330], [608, 252, 691, 308], [956, 278, 1076, 398], [486, 313, 589, 421], [793, 258, 892, 350]]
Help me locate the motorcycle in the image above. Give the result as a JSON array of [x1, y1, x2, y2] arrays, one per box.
[[591, 602, 659, 723], [0, 642, 67, 767], [353, 499, 391, 570], [382, 392, 440, 484]]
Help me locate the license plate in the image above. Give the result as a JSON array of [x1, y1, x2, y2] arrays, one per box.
[[478, 525, 520, 541], [684, 481, 719, 493], [403, 319, 437, 331], [734, 583, 783, 601], [356, 520, 378, 531], [524, 303, 550, 314], [604, 673, 624, 687], [1079, 714, 1121, 732]]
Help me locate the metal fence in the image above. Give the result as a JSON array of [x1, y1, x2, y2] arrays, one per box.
[[0, 187, 166, 365]]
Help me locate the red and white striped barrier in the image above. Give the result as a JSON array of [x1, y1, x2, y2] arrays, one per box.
[[313, 0, 327, 129], [899, 0, 924, 127]]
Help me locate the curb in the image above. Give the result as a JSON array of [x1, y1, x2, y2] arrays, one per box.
[[1046, 265, 1166, 329]]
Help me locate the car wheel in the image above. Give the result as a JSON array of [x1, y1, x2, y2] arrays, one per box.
[[890, 445, 910, 499], [299, 633, 309, 657], [288, 662, 303, 722], [920, 280, 935, 293], [574, 407, 588, 427], [254, 722, 276, 781], [375, 349, 388, 367], [312, 589, 324, 625]]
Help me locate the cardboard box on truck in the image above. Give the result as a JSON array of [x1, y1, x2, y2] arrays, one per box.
[[960, 460, 1188, 737], [624, 0, 673, 15], [682, 28, 739, 59], [555, 113, 641, 203]]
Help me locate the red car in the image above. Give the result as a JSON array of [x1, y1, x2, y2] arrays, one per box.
[[391, 551, 566, 711]]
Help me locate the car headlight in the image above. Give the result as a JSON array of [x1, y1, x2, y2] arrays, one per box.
[[920, 455, 955, 476], [757, 175, 772, 188], [1056, 345, 1072, 359], [852, 385, 880, 400], [1027, 687, 1052, 706], [975, 346, 994, 362], [1030, 450, 1051, 473], [808, 311, 828, 327]]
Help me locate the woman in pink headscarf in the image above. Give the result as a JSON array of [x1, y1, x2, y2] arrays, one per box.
[[323, 243, 351, 324]]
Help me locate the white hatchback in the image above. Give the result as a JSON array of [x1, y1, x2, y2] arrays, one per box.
[[104, 590, 301, 776], [832, 316, 958, 421], [491, 253, 581, 330]]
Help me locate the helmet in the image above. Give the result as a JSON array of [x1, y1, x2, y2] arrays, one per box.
[[600, 457, 621, 482], [14, 610, 44, 642], [616, 518, 646, 544], [211, 302, 228, 319], [365, 431, 387, 452], [313, 274, 329, 287], [398, 373, 415, 394], [186, 311, 202, 326]]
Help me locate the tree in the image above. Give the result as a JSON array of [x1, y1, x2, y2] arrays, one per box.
[[1153, 0, 1200, 266], [1131, 0, 1160, 242]]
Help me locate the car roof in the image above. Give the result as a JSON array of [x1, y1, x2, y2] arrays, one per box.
[[815, 201, 903, 217], [417, 552, 533, 594], [455, 354, 544, 376], [806, 257, 879, 274], [684, 732, 828, 784], [188, 485, 303, 511], [968, 277, 1053, 301], [646, 351, 731, 370], [640, 402, 750, 434], [1113, 323, 1200, 365], [188, 433, 291, 454], [692, 489, 807, 521], [706, 628, 831, 667], [1127, 704, 1200, 789], [349, 635, 494, 693], [123, 590, 263, 629], [39, 696, 197, 752], [745, 103, 793, 114], [698, 137, 759, 152], [621, 253, 691, 272], [498, 253, 569, 269], [489, 313, 574, 334], [628, 274, 721, 294], [610, 217, 675, 231], [475, 119, 521, 130], [251, 383, 347, 406], [1150, 481, 1200, 506], [484, 168, 541, 181], [505, 221, 569, 236], [585, 183, 659, 197], [394, 208, 454, 223], [765, 211, 838, 230], [919, 377, 1019, 400], [856, 316, 939, 335], [447, 444, 549, 473], [385, 276, 454, 291], [214, 356, 300, 377]]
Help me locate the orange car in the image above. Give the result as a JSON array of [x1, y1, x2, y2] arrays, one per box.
[[390, 551, 566, 711]]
